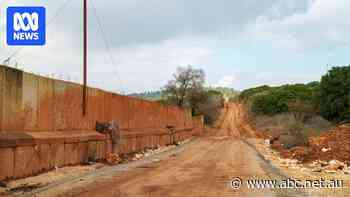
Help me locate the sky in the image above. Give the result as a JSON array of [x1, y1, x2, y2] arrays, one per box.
[[0, 0, 349, 94]]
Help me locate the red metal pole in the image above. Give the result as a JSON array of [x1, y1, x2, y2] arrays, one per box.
[[83, 0, 87, 116]]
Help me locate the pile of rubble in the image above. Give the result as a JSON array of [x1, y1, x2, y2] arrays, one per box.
[[308, 159, 350, 174], [106, 153, 121, 165], [259, 124, 350, 174], [106, 139, 189, 165], [127, 139, 189, 162], [258, 139, 350, 174], [277, 157, 350, 174], [131, 144, 177, 161], [283, 124, 350, 164]]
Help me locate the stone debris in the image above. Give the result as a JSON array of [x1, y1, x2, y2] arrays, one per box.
[[343, 167, 350, 175], [259, 124, 350, 175], [321, 147, 331, 152], [306, 124, 350, 163], [256, 138, 350, 175], [132, 153, 143, 161], [106, 153, 121, 165], [129, 140, 188, 161], [324, 160, 345, 171], [264, 139, 271, 146]]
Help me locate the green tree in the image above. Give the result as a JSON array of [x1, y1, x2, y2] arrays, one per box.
[[320, 66, 350, 122], [248, 84, 318, 116]]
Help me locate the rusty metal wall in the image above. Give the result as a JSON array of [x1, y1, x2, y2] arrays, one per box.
[[0, 64, 202, 137], [166, 105, 188, 128], [106, 93, 129, 129], [2, 67, 23, 131], [22, 73, 38, 131], [184, 108, 193, 128], [54, 80, 69, 131], [192, 115, 204, 135], [37, 76, 55, 131], [0, 65, 206, 181]]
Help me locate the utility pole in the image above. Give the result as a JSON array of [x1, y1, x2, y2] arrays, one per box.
[[83, 0, 87, 116]]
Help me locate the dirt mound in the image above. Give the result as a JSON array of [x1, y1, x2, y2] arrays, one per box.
[[281, 124, 350, 164]]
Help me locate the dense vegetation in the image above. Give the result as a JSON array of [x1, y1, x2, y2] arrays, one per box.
[[240, 66, 350, 124], [248, 83, 319, 116], [319, 66, 350, 123], [240, 66, 350, 149]]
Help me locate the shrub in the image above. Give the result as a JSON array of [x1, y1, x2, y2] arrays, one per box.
[[239, 85, 271, 102], [249, 84, 318, 116], [253, 113, 330, 149], [194, 90, 224, 124], [320, 66, 350, 123]]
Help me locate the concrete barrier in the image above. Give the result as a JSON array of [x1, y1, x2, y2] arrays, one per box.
[[0, 65, 204, 181]]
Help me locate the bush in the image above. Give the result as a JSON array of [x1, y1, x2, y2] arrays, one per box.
[[253, 113, 331, 149], [249, 84, 318, 116], [239, 85, 271, 102], [194, 90, 224, 124], [320, 66, 350, 123]]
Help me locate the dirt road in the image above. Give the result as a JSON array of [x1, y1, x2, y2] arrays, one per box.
[[38, 103, 305, 197]]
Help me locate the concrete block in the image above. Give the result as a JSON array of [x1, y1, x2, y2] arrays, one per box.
[[14, 146, 40, 178], [64, 143, 79, 165], [0, 148, 14, 181], [135, 137, 140, 151], [88, 141, 97, 161], [117, 139, 127, 154], [51, 143, 65, 167], [150, 136, 155, 148], [96, 141, 106, 160], [39, 144, 51, 172], [106, 139, 112, 155], [132, 137, 137, 152], [78, 142, 88, 164]]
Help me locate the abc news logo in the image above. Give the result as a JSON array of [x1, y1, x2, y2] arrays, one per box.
[[7, 7, 46, 46]]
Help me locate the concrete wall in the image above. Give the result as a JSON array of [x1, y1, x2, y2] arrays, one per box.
[[0, 65, 193, 132], [0, 65, 204, 181], [0, 131, 107, 180]]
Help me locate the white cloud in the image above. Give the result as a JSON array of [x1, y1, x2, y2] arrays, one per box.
[[215, 75, 236, 87], [1, 0, 343, 93], [248, 0, 350, 50]]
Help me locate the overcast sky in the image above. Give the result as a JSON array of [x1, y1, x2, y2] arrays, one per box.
[[1, 0, 349, 94]]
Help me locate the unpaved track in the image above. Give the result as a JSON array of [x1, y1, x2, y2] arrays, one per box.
[[42, 103, 306, 197]]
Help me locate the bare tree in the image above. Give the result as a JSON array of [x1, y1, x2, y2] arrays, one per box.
[[164, 66, 205, 107], [163, 66, 224, 125]]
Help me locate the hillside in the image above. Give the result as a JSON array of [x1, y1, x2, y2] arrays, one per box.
[[129, 87, 239, 101], [128, 90, 164, 101]]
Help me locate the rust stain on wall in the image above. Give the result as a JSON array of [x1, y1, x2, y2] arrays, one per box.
[[0, 65, 201, 134], [38, 76, 55, 131], [3, 67, 23, 131]]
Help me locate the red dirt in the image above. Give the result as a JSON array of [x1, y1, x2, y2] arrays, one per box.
[[275, 124, 350, 164], [35, 102, 284, 197]]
